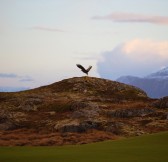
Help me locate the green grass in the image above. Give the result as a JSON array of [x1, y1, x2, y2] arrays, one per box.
[[0, 132, 168, 162]]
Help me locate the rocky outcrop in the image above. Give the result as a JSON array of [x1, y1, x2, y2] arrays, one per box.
[[0, 109, 27, 130], [106, 108, 155, 118], [54, 119, 101, 133], [152, 97, 168, 109], [0, 77, 167, 146], [0, 109, 15, 130], [46, 77, 148, 101], [71, 101, 100, 119]]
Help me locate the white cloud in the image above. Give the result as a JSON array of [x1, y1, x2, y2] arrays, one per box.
[[93, 13, 168, 25], [122, 39, 168, 62], [31, 26, 65, 32], [97, 39, 168, 79]]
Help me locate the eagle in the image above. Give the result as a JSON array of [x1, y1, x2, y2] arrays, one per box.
[[76, 64, 92, 75]]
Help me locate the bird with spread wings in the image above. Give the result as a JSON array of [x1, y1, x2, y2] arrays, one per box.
[[76, 64, 92, 75]]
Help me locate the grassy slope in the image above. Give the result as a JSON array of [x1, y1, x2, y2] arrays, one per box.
[[0, 132, 168, 162]]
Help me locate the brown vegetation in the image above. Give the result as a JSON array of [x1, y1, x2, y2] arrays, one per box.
[[0, 77, 167, 146]]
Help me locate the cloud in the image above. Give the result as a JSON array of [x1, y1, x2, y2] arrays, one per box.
[[0, 73, 18, 78], [19, 78, 34, 82], [92, 13, 168, 25], [31, 26, 65, 32], [0, 73, 35, 82], [97, 39, 168, 80], [122, 39, 168, 60]]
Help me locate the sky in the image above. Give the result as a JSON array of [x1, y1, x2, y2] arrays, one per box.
[[1, 0, 168, 89]]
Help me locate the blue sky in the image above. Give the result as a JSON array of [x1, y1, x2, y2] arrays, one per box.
[[1, 0, 168, 88]]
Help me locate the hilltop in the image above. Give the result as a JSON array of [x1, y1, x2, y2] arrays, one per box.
[[0, 77, 167, 146]]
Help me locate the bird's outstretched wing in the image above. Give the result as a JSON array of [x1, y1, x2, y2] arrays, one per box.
[[76, 64, 86, 71], [87, 66, 92, 72]]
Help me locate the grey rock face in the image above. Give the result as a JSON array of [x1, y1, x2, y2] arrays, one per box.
[[0, 110, 15, 130], [106, 108, 155, 118], [71, 101, 100, 119], [152, 97, 168, 109], [54, 119, 100, 133]]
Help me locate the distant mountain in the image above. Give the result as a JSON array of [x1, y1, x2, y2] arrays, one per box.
[[117, 67, 168, 98], [0, 86, 29, 92], [146, 67, 168, 79]]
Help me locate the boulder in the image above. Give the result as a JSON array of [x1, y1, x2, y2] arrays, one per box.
[[152, 97, 168, 109], [0, 109, 16, 130], [0, 109, 27, 130], [106, 108, 154, 118], [54, 119, 101, 133], [71, 101, 100, 119]]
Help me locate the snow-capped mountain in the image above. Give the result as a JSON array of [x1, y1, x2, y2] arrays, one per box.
[[146, 67, 168, 79], [117, 67, 168, 98]]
